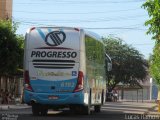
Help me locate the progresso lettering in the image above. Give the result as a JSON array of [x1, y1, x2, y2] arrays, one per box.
[[31, 51, 77, 58]]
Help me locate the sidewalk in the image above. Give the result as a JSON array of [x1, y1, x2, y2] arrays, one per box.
[[119, 99, 156, 103], [0, 104, 31, 111], [146, 105, 160, 115], [140, 100, 160, 115]]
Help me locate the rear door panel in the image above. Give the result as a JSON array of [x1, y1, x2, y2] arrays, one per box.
[[27, 27, 80, 93]]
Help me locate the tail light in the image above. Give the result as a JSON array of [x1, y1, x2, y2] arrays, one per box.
[[24, 70, 33, 91], [74, 71, 84, 92]]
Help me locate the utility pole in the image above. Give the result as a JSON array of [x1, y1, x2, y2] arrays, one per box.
[[0, 0, 12, 20], [150, 78, 153, 101]]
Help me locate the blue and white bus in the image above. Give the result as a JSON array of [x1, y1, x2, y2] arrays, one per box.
[[24, 27, 107, 115]]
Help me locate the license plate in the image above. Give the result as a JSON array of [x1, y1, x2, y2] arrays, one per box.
[[48, 96, 58, 100]]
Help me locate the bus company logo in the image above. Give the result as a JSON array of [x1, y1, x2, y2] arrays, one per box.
[[45, 31, 66, 46]]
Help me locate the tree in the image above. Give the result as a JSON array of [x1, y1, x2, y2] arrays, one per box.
[[102, 36, 148, 92], [142, 0, 160, 40], [150, 42, 160, 87], [0, 20, 24, 76], [142, 0, 160, 88]]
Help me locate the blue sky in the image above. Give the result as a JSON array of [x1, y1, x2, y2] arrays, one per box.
[[13, 0, 154, 58]]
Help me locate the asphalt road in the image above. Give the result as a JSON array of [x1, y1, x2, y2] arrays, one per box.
[[0, 102, 159, 120]]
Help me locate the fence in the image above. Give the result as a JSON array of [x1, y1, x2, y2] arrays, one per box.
[[0, 76, 23, 98]]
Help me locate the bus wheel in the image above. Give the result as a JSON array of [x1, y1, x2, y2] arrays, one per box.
[[69, 106, 76, 114], [32, 104, 40, 116], [101, 89, 104, 105], [94, 105, 101, 112], [83, 104, 91, 115], [40, 108, 48, 116]]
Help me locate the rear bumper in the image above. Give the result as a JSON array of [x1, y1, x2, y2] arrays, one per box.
[[24, 90, 84, 105]]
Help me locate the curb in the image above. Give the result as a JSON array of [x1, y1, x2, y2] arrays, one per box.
[[144, 104, 159, 115], [0, 106, 10, 110], [0, 104, 30, 111]]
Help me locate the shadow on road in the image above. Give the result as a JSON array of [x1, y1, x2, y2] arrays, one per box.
[[17, 110, 125, 120], [1, 102, 158, 120]]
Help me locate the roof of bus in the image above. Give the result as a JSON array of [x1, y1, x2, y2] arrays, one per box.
[[84, 30, 101, 41], [27, 26, 101, 40]]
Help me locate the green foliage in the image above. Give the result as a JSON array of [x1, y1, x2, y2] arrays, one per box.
[[142, 0, 160, 87], [142, 0, 160, 40], [0, 20, 24, 76], [150, 42, 160, 88], [102, 36, 148, 91]]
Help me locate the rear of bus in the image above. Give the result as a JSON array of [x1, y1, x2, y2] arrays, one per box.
[[23, 27, 84, 114]]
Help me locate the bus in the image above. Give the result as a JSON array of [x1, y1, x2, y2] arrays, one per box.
[[23, 27, 107, 116]]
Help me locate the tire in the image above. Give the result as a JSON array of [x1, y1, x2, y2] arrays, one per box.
[[94, 105, 101, 112], [69, 106, 77, 114], [32, 104, 40, 116], [83, 104, 91, 115], [101, 90, 104, 105], [40, 107, 48, 116], [69, 105, 81, 114]]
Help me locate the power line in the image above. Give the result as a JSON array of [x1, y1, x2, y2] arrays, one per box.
[[12, 17, 146, 30], [85, 27, 147, 30], [13, 16, 147, 31], [14, 21, 147, 31], [10, 0, 145, 5], [13, 14, 147, 24], [130, 43, 154, 46], [13, 17, 143, 28], [0, 7, 142, 15], [11, 8, 141, 15]]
